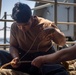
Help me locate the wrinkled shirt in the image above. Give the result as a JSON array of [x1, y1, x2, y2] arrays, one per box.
[[10, 16, 59, 53]]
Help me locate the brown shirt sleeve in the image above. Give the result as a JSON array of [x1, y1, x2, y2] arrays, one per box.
[[51, 23, 66, 46], [42, 19, 66, 46]]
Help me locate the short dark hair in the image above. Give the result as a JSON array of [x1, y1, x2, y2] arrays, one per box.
[[12, 2, 32, 23]]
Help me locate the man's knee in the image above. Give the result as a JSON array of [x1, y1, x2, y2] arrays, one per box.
[[0, 50, 12, 66]]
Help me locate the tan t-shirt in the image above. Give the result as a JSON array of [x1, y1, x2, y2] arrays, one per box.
[[10, 16, 58, 53]]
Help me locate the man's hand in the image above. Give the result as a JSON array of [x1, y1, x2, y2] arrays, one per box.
[[10, 57, 20, 68], [44, 27, 55, 34], [31, 56, 44, 68]]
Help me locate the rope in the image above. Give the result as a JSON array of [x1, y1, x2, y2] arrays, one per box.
[[0, 61, 31, 69], [0, 26, 55, 70]]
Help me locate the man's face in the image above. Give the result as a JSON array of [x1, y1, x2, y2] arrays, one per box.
[[17, 18, 32, 32]]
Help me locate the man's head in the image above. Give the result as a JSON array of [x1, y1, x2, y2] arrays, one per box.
[[12, 2, 32, 32], [12, 2, 32, 23]]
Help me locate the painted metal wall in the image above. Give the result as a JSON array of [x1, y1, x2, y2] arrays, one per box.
[[43, 0, 74, 40]]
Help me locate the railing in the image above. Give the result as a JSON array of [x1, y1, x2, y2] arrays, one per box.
[[0, 0, 76, 50], [0, 41, 75, 50]]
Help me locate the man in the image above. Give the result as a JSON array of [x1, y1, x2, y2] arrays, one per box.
[[1, 2, 69, 75]]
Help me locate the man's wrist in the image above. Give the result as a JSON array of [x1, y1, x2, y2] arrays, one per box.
[[12, 55, 19, 59], [40, 56, 46, 64]]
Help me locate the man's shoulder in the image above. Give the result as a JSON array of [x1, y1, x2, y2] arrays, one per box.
[[11, 22, 18, 32], [37, 16, 53, 24], [36, 16, 54, 28], [11, 22, 17, 28]]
